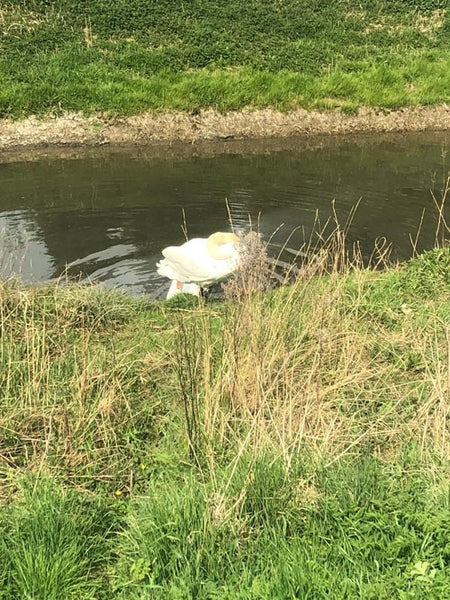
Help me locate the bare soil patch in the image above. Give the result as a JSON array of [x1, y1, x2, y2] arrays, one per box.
[[1, 105, 450, 158]]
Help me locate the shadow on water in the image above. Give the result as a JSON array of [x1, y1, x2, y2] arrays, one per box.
[[0, 131, 448, 298]]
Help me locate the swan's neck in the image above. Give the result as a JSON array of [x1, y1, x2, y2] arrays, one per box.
[[207, 232, 239, 260]]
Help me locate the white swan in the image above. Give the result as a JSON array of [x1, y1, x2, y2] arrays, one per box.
[[157, 232, 240, 299]]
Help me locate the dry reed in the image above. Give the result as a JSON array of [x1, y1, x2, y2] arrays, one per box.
[[173, 219, 449, 481]]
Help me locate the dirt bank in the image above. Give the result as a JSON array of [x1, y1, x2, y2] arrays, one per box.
[[1, 105, 450, 154]]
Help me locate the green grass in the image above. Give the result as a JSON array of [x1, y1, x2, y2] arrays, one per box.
[[0, 240, 449, 597], [111, 454, 450, 599], [2, 455, 450, 599], [1, 1, 450, 116], [0, 479, 118, 600]]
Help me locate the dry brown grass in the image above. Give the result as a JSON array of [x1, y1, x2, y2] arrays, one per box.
[[173, 224, 449, 476], [0, 282, 151, 499], [4, 106, 450, 151]]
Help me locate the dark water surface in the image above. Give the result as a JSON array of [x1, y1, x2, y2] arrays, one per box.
[[0, 132, 449, 297]]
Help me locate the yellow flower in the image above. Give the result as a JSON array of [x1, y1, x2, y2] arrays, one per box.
[[114, 489, 122, 497]]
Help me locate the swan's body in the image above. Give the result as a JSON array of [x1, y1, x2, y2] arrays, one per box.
[[157, 232, 240, 299]]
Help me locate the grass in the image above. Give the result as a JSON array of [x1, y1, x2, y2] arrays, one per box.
[[0, 479, 117, 600], [110, 454, 450, 599], [1, 1, 450, 116], [0, 215, 449, 597]]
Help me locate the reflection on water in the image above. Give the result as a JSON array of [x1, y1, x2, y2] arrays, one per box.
[[0, 131, 448, 297], [0, 211, 54, 282]]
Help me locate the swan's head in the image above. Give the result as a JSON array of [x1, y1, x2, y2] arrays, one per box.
[[206, 232, 240, 260]]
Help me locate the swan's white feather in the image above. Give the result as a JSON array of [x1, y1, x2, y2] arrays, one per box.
[[156, 235, 240, 296]]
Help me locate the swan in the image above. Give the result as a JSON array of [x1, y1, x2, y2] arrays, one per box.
[[157, 232, 241, 299]]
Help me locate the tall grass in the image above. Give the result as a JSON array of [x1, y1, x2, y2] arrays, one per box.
[[0, 283, 165, 496], [0, 211, 448, 597], [173, 222, 449, 476], [109, 220, 449, 598]]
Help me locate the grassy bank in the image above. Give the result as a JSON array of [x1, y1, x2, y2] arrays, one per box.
[[1, 1, 450, 118], [0, 235, 449, 598]]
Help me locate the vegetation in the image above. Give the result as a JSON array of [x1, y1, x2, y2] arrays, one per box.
[[0, 225, 449, 598], [1, 1, 450, 117], [1, 1, 450, 596]]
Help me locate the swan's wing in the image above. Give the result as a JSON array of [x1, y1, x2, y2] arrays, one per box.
[[157, 240, 205, 281], [161, 246, 217, 282], [156, 259, 183, 281], [158, 238, 239, 285]]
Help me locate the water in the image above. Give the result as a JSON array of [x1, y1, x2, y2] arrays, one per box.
[[0, 131, 448, 298]]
